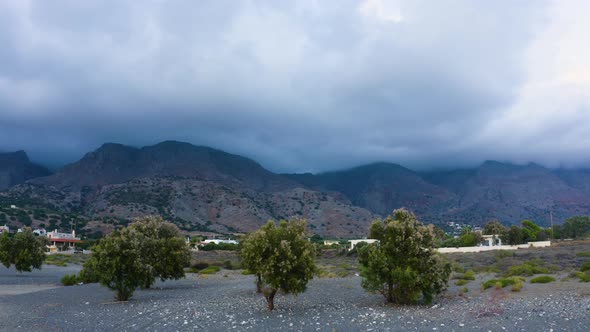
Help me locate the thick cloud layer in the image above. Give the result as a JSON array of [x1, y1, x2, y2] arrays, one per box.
[[1, 0, 589, 172]]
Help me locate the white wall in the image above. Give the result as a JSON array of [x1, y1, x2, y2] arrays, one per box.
[[437, 241, 551, 254]]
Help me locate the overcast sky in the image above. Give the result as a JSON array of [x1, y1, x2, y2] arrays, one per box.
[[1, 0, 590, 173]]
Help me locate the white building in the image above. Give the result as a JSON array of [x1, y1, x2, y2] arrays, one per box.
[[481, 234, 502, 246], [349, 239, 379, 251], [33, 228, 47, 236], [0, 225, 9, 234], [200, 239, 238, 245]]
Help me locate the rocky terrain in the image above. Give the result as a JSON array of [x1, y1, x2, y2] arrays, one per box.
[[0, 265, 589, 331], [3, 141, 590, 236]]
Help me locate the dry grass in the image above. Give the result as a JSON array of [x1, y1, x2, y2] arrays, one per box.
[[445, 239, 590, 276]]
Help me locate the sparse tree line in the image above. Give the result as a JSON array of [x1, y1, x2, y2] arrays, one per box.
[[0, 209, 451, 309], [437, 215, 590, 248], [239, 209, 451, 309], [6, 211, 590, 310]]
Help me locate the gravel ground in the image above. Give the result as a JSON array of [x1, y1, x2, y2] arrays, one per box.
[[0, 266, 589, 332]]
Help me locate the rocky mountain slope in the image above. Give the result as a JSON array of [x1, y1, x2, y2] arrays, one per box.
[[285, 162, 458, 223], [288, 160, 590, 226], [3, 142, 590, 237], [424, 161, 590, 225], [4, 142, 376, 237], [0, 151, 50, 191]]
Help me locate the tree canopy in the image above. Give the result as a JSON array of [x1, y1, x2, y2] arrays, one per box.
[[558, 216, 590, 239], [127, 216, 190, 288], [358, 209, 451, 304], [240, 218, 316, 310], [483, 220, 507, 235], [82, 216, 190, 301], [0, 228, 46, 273]]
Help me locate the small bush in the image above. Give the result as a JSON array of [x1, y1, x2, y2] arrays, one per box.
[[511, 278, 523, 292], [530, 275, 556, 284], [461, 287, 469, 293], [452, 263, 465, 273], [575, 252, 590, 258], [336, 270, 350, 278], [495, 250, 515, 259], [580, 261, 590, 272], [506, 262, 549, 277], [199, 266, 220, 274], [191, 261, 209, 270], [463, 270, 476, 280], [482, 277, 524, 290], [573, 271, 590, 282], [61, 274, 79, 286], [455, 279, 468, 286], [241, 269, 255, 275]]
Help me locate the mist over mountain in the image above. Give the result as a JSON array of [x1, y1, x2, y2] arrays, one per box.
[[0, 151, 50, 191], [2, 141, 590, 237]]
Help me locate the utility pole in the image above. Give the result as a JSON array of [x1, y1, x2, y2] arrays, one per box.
[[550, 207, 554, 242]]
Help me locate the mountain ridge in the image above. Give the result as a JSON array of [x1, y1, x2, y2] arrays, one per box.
[[3, 141, 590, 236]]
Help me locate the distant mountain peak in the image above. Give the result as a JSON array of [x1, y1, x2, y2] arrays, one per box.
[[0, 151, 51, 191], [31, 141, 296, 192]]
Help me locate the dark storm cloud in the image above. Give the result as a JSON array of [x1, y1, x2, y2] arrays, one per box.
[[2, 0, 587, 173]]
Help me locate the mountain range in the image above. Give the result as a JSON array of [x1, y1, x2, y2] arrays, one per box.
[[2, 141, 590, 237]]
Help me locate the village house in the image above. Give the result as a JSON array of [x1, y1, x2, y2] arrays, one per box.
[[481, 234, 502, 246], [46, 229, 82, 253]]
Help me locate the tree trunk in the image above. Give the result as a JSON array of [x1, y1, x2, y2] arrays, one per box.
[[256, 274, 263, 293], [386, 282, 394, 303], [264, 288, 277, 311]]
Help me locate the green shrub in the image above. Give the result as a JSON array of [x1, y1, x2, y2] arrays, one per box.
[[199, 266, 220, 274], [482, 277, 524, 290], [463, 270, 475, 280], [461, 287, 469, 293], [191, 261, 209, 270], [511, 278, 523, 292], [451, 263, 465, 273], [575, 252, 590, 258], [573, 271, 590, 282], [186, 267, 199, 273], [495, 250, 515, 259], [530, 275, 556, 283], [506, 261, 549, 277], [241, 269, 255, 275], [455, 279, 468, 286], [61, 274, 79, 286], [336, 270, 350, 278], [580, 261, 590, 272]]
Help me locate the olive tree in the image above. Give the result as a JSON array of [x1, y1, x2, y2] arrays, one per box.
[[483, 220, 507, 235], [82, 216, 189, 300], [358, 209, 451, 304], [0, 228, 46, 272], [127, 216, 190, 289], [240, 231, 265, 293], [85, 227, 150, 301], [240, 219, 316, 311]]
